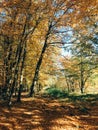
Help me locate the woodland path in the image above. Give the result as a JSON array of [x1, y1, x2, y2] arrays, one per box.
[[0, 94, 98, 130]]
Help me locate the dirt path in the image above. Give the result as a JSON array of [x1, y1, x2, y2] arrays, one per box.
[[0, 96, 98, 130]]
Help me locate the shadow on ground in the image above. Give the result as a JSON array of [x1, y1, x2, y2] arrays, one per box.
[[0, 94, 98, 130]]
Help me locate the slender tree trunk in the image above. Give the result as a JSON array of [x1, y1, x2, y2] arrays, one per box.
[[3, 37, 13, 98], [8, 78, 16, 105], [65, 78, 70, 93], [8, 42, 23, 104], [29, 41, 47, 97], [81, 86, 84, 94], [80, 57, 84, 94], [80, 79, 84, 93], [17, 84, 22, 102], [29, 23, 52, 97], [17, 42, 26, 102]]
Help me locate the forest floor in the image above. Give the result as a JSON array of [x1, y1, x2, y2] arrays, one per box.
[[0, 93, 98, 130]]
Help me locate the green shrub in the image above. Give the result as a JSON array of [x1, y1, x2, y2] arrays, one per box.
[[45, 87, 68, 98]]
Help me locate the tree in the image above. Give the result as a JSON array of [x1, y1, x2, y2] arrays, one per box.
[[29, 0, 98, 96], [61, 30, 98, 93], [29, 0, 75, 96], [0, 0, 43, 102]]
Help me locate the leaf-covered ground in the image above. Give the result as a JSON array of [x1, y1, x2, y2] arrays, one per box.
[[0, 94, 98, 130]]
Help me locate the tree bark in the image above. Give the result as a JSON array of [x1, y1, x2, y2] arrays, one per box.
[[17, 42, 26, 102], [29, 23, 52, 97], [29, 40, 47, 97]]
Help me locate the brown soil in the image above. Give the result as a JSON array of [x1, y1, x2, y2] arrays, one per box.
[[0, 95, 98, 130]]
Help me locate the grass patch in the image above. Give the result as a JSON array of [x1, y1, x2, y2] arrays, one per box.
[[68, 93, 98, 102], [43, 86, 98, 102]]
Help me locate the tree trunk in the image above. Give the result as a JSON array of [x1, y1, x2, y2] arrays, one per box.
[[17, 41, 26, 102], [3, 37, 13, 97], [29, 23, 52, 96], [17, 84, 22, 102], [65, 78, 70, 93], [8, 78, 16, 105], [29, 42, 47, 97], [80, 79, 84, 94], [80, 55, 84, 94]]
